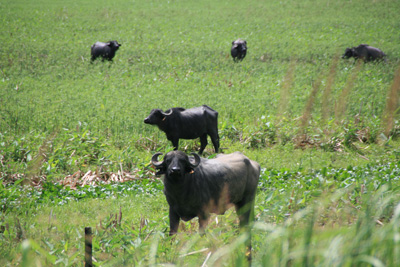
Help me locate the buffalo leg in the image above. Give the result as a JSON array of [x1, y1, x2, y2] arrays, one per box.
[[199, 134, 208, 155], [169, 207, 180, 235], [210, 132, 220, 153], [171, 138, 179, 151], [198, 214, 209, 235]]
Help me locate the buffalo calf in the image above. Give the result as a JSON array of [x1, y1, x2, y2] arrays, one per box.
[[342, 44, 386, 62], [144, 105, 219, 154], [231, 39, 247, 62], [91, 40, 121, 61], [152, 151, 260, 261]]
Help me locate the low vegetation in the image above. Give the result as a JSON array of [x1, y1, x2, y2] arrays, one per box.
[[1, 0, 400, 265]]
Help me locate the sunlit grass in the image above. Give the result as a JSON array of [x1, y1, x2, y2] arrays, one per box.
[[1, 0, 400, 265]]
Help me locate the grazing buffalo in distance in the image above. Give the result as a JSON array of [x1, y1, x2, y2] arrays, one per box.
[[144, 105, 219, 155], [152, 150, 260, 261], [91, 40, 121, 61], [231, 39, 247, 62], [342, 44, 386, 62]]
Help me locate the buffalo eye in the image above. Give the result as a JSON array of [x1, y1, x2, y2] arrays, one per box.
[[155, 110, 163, 118]]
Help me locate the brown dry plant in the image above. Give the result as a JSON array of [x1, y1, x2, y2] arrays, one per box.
[[382, 64, 400, 137], [299, 73, 324, 133], [25, 130, 58, 185], [321, 54, 340, 123], [277, 59, 297, 119], [335, 61, 362, 123]]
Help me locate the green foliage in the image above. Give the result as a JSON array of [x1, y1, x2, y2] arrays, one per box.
[[1, 0, 400, 265], [0, 177, 162, 214], [44, 125, 109, 175]]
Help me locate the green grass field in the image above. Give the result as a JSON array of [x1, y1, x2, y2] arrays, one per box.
[[1, 0, 400, 265]]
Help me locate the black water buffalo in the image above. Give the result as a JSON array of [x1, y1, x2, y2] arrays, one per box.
[[152, 150, 260, 261], [342, 44, 386, 62], [91, 40, 121, 61], [144, 105, 219, 154], [231, 39, 247, 62]]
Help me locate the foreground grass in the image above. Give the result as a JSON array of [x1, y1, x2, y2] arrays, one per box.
[[1, 162, 400, 265]]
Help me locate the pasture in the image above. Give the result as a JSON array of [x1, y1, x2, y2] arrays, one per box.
[[1, 0, 400, 265]]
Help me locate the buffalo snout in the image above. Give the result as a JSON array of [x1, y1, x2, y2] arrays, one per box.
[[170, 166, 181, 175]]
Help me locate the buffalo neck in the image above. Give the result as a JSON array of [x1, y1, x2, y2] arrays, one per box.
[[157, 114, 180, 132]]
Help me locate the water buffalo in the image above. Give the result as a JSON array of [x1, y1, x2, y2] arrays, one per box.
[[91, 40, 121, 61], [152, 150, 260, 261], [342, 44, 386, 62], [231, 39, 247, 62], [144, 105, 219, 154]]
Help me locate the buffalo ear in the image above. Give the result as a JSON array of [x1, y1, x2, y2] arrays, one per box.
[[185, 165, 194, 173], [186, 153, 200, 174], [189, 153, 200, 167], [156, 168, 166, 175], [185, 164, 197, 174], [151, 152, 164, 167], [151, 152, 166, 175]]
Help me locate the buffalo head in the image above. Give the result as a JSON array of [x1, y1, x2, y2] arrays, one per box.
[[342, 47, 356, 59], [108, 40, 121, 50], [144, 109, 173, 125], [151, 151, 200, 176]]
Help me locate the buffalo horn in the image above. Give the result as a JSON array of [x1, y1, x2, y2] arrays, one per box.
[[162, 109, 173, 116], [151, 152, 164, 168], [189, 153, 201, 168]]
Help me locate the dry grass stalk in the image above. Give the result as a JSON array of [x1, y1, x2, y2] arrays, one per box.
[[277, 59, 297, 119], [321, 54, 340, 123], [382, 64, 400, 137], [300, 73, 323, 133], [60, 169, 145, 188], [25, 130, 58, 185], [2, 167, 155, 188], [335, 61, 362, 123]]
